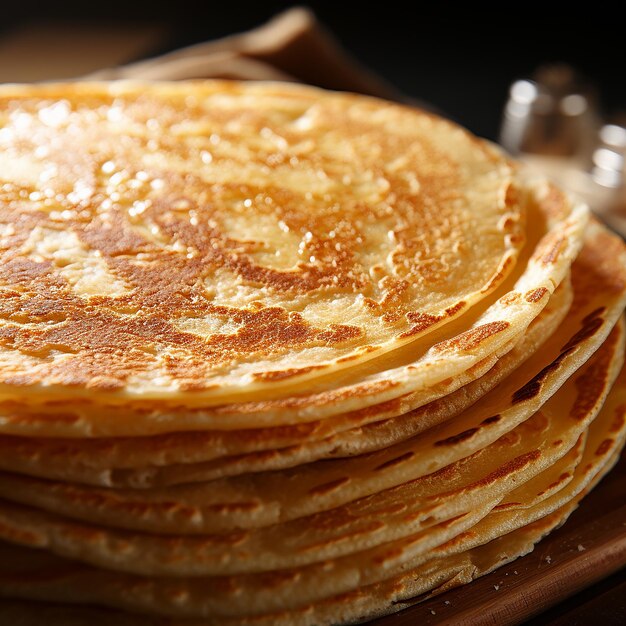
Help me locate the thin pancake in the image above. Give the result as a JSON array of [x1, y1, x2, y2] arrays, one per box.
[[0, 80, 526, 404]]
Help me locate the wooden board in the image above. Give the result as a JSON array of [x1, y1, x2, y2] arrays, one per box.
[[372, 451, 626, 626]]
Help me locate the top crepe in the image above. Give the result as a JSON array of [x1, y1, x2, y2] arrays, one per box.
[[0, 80, 529, 404], [0, 82, 586, 410]]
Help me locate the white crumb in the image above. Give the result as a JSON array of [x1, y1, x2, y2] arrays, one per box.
[[514, 570, 518, 575], [430, 609, 436, 615], [444, 600, 451, 605], [494, 584, 500, 591], [577, 544, 585, 552], [545, 555, 552, 564]]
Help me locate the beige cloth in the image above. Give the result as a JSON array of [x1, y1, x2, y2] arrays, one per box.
[[88, 7, 405, 103]]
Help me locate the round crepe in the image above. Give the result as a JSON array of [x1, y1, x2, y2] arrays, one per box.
[[0, 83, 586, 428], [0, 274, 572, 488], [0, 358, 622, 623], [0, 80, 527, 405]]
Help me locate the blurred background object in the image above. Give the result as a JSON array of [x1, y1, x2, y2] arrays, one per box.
[[0, 22, 165, 83], [499, 64, 600, 161], [87, 8, 405, 103], [500, 62, 625, 234], [592, 119, 626, 197]]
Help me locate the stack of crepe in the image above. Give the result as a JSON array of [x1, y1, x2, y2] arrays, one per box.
[[0, 81, 624, 625]]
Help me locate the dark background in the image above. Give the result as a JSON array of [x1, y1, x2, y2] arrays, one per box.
[[2, 0, 625, 141]]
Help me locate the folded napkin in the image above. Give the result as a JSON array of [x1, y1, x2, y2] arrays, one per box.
[[88, 7, 406, 103]]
